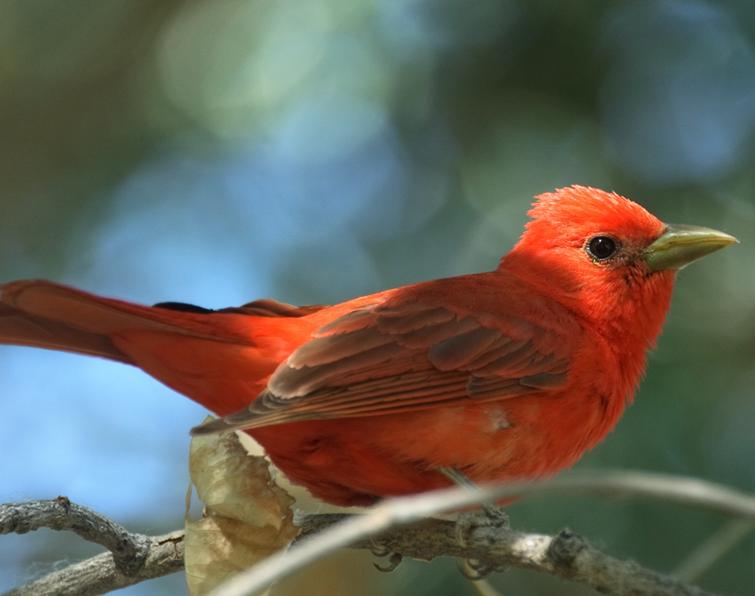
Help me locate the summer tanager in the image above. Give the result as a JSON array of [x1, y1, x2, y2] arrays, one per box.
[[0, 186, 736, 505]]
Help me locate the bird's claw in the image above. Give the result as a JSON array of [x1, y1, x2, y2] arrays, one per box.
[[370, 539, 403, 572], [455, 505, 509, 580], [373, 551, 403, 573], [369, 539, 391, 558], [457, 557, 497, 580], [454, 506, 510, 547]]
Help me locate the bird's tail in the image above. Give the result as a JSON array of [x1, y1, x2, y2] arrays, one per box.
[[0, 280, 246, 364]]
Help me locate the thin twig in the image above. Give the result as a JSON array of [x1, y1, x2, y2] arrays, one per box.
[[208, 470, 755, 596], [469, 577, 505, 596], [673, 520, 753, 582]]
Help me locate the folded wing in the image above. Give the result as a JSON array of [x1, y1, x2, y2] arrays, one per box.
[[192, 298, 577, 434]]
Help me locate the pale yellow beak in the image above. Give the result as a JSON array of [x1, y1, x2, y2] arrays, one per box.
[[644, 224, 738, 271]]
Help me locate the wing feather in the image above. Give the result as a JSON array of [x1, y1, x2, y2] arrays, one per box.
[[191, 297, 578, 435]]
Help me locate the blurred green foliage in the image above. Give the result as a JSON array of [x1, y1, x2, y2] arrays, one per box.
[[1, 0, 753, 594]]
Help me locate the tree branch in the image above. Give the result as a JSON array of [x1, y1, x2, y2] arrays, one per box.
[[208, 470, 755, 596], [0, 498, 183, 596], [300, 515, 714, 596], [0, 497, 150, 575], [3, 471, 753, 596], [4, 531, 184, 596]]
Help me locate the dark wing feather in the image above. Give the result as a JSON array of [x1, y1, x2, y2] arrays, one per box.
[[192, 300, 575, 434], [155, 297, 325, 318]]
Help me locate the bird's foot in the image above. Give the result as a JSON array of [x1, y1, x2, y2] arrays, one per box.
[[455, 504, 510, 548], [454, 505, 509, 580]]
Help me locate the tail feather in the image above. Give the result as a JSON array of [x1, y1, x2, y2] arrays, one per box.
[[0, 302, 130, 362], [0, 280, 253, 364]]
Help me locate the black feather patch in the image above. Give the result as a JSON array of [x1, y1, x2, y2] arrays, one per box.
[[153, 301, 214, 314]]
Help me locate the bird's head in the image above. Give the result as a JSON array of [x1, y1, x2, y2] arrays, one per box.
[[501, 186, 737, 342]]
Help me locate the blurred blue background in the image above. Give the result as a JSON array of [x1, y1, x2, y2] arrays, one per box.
[[1, 0, 753, 594]]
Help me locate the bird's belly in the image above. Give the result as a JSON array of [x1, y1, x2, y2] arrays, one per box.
[[250, 390, 625, 506]]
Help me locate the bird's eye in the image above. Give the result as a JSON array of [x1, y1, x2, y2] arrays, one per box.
[[586, 236, 618, 261]]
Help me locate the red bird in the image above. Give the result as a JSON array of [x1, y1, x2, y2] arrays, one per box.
[[0, 187, 736, 506]]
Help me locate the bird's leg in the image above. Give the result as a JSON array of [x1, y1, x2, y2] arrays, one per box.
[[439, 467, 509, 580], [439, 468, 507, 519], [439, 467, 510, 550]]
